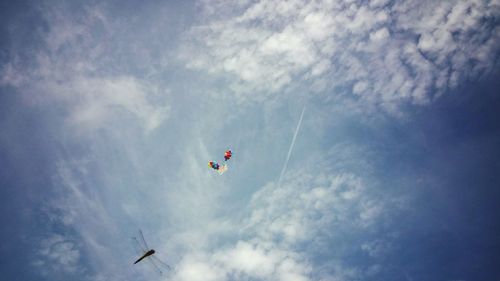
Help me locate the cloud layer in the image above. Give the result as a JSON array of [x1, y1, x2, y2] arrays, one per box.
[[1, 1, 499, 281], [169, 157, 399, 281], [181, 0, 500, 111]]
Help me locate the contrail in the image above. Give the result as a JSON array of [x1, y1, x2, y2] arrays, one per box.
[[277, 106, 305, 188]]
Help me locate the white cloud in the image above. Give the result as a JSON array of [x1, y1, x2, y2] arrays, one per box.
[[181, 0, 500, 111], [359, 200, 384, 227], [34, 234, 81, 275], [34, 108, 402, 281], [172, 241, 310, 281], [361, 239, 390, 258], [167, 154, 399, 281], [1, 4, 170, 133], [370, 27, 390, 41], [175, 254, 224, 281], [214, 241, 279, 278], [0, 61, 27, 88], [47, 76, 170, 133], [246, 171, 368, 245], [0, 2, 440, 280]]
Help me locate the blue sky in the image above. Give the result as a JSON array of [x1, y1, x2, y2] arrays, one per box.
[[1, 0, 499, 280]]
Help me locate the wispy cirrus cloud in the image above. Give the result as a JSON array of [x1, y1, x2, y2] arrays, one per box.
[[181, 0, 500, 111], [5, 6, 173, 276], [1, 3, 170, 133]]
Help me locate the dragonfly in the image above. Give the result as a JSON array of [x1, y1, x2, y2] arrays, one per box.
[[132, 230, 172, 275]]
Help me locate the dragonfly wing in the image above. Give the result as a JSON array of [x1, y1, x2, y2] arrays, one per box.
[[146, 257, 164, 275], [139, 230, 150, 250], [132, 237, 147, 253], [151, 255, 172, 271]]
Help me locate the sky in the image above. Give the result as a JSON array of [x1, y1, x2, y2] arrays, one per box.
[[0, 0, 499, 280]]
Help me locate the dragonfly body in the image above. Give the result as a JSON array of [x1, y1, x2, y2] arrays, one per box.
[[134, 249, 155, 264]]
